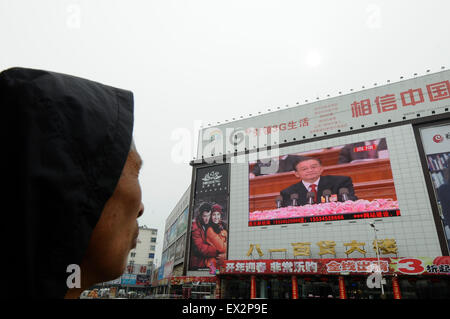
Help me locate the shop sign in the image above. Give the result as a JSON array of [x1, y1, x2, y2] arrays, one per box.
[[197, 70, 450, 159], [246, 239, 398, 258], [220, 257, 450, 276], [170, 276, 217, 285], [126, 263, 151, 275], [390, 257, 450, 275], [350, 80, 450, 119]]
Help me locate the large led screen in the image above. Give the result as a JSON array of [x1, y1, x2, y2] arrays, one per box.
[[249, 138, 400, 226]]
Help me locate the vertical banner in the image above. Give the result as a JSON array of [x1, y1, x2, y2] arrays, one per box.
[[188, 164, 230, 272], [338, 276, 347, 299], [291, 276, 298, 299], [250, 275, 257, 299], [392, 276, 402, 299], [419, 123, 450, 253]]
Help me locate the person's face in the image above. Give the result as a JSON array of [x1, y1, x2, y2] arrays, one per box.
[[211, 211, 221, 224], [80, 149, 144, 286], [201, 211, 211, 225], [294, 159, 323, 183]]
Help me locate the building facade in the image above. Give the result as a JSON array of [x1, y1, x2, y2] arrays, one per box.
[[183, 69, 450, 299], [152, 187, 190, 297], [127, 225, 158, 270]]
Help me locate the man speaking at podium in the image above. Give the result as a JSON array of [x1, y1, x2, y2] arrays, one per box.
[[280, 157, 357, 207]]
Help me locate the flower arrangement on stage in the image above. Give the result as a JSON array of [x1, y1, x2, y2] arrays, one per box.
[[249, 199, 398, 221]]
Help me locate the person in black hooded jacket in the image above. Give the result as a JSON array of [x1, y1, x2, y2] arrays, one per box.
[[1, 67, 144, 299]]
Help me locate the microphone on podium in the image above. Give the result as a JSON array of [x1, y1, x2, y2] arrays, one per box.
[[322, 189, 332, 203], [275, 195, 283, 208], [290, 193, 299, 206], [339, 188, 349, 202], [306, 192, 315, 205]]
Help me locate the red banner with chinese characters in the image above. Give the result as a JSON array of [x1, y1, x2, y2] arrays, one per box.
[[392, 276, 401, 299], [351, 80, 450, 119], [220, 257, 450, 276], [291, 276, 299, 299], [338, 276, 347, 299], [220, 258, 390, 275]]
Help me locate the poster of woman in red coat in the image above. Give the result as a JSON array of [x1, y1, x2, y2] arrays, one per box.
[[205, 204, 228, 270], [188, 164, 229, 271]]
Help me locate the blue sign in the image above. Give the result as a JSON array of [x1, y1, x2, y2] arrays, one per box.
[[121, 274, 137, 285]]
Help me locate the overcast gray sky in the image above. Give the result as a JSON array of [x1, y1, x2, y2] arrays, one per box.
[[2, 0, 450, 265]]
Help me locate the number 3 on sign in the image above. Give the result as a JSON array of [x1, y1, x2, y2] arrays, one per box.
[[396, 258, 425, 274]]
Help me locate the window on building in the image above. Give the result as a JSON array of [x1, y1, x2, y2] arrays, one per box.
[[151, 237, 157, 243], [149, 253, 155, 259]]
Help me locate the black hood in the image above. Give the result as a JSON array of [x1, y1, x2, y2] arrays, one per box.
[[1, 67, 134, 298]]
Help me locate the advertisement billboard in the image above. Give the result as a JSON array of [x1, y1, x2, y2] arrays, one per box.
[[197, 70, 450, 160], [188, 164, 230, 272], [177, 207, 189, 236], [166, 208, 188, 247], [136, 275, 150, 286], [158, 251, 167, 280], [125, 263, 150, 275], [121, 274, 137, 285], [249, 137, 400, 226]]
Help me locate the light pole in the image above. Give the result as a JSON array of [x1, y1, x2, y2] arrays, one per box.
[[370, 221, 385, 297]]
